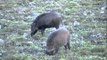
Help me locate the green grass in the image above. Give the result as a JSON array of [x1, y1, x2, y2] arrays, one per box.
[[0, 0, 106, 60]]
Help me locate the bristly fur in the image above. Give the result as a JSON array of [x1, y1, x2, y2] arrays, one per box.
[[46, 27, 70, 55], [31, 11, 62, 36]]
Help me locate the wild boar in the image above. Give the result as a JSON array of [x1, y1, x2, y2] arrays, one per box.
[[31, 11, 62, 36], [45, 27, 70, 55]]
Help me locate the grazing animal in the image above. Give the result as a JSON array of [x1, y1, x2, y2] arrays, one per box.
[[31, 11, 62, 36], [45, 27, 70, 55]]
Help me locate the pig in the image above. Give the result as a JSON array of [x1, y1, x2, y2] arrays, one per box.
[[45, 27, 70, 55], [31, 11, 62, 36]]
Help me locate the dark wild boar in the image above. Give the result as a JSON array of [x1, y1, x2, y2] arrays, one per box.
[[31, 11, 62, 36], [45, 27, 70, 55]]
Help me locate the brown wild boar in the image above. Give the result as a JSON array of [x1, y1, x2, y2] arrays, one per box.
[[45, 27, 70, 55], [31, 11, 62, 36]]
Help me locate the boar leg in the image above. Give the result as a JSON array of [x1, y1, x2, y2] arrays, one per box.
[[64, 44, 67, 50], [41, 29, 45, 35], [67, 42, 70, 50], [67, 36, 70, 50], [53, 47, 59, 54], [55, 25, 59, 29], [64, 42, 70, 50]]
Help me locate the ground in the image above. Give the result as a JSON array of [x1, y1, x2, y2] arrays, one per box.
[[0, 0, 106, 60]]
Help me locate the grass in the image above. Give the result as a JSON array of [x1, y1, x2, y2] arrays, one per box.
[[0, 0, 107, 60]]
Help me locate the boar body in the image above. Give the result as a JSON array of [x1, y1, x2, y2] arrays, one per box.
[[46, 27, 70, 55], [31, 11, 62, 36]]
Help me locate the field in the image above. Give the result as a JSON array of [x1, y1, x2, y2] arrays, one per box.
[[0, 0, 106, 60]]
